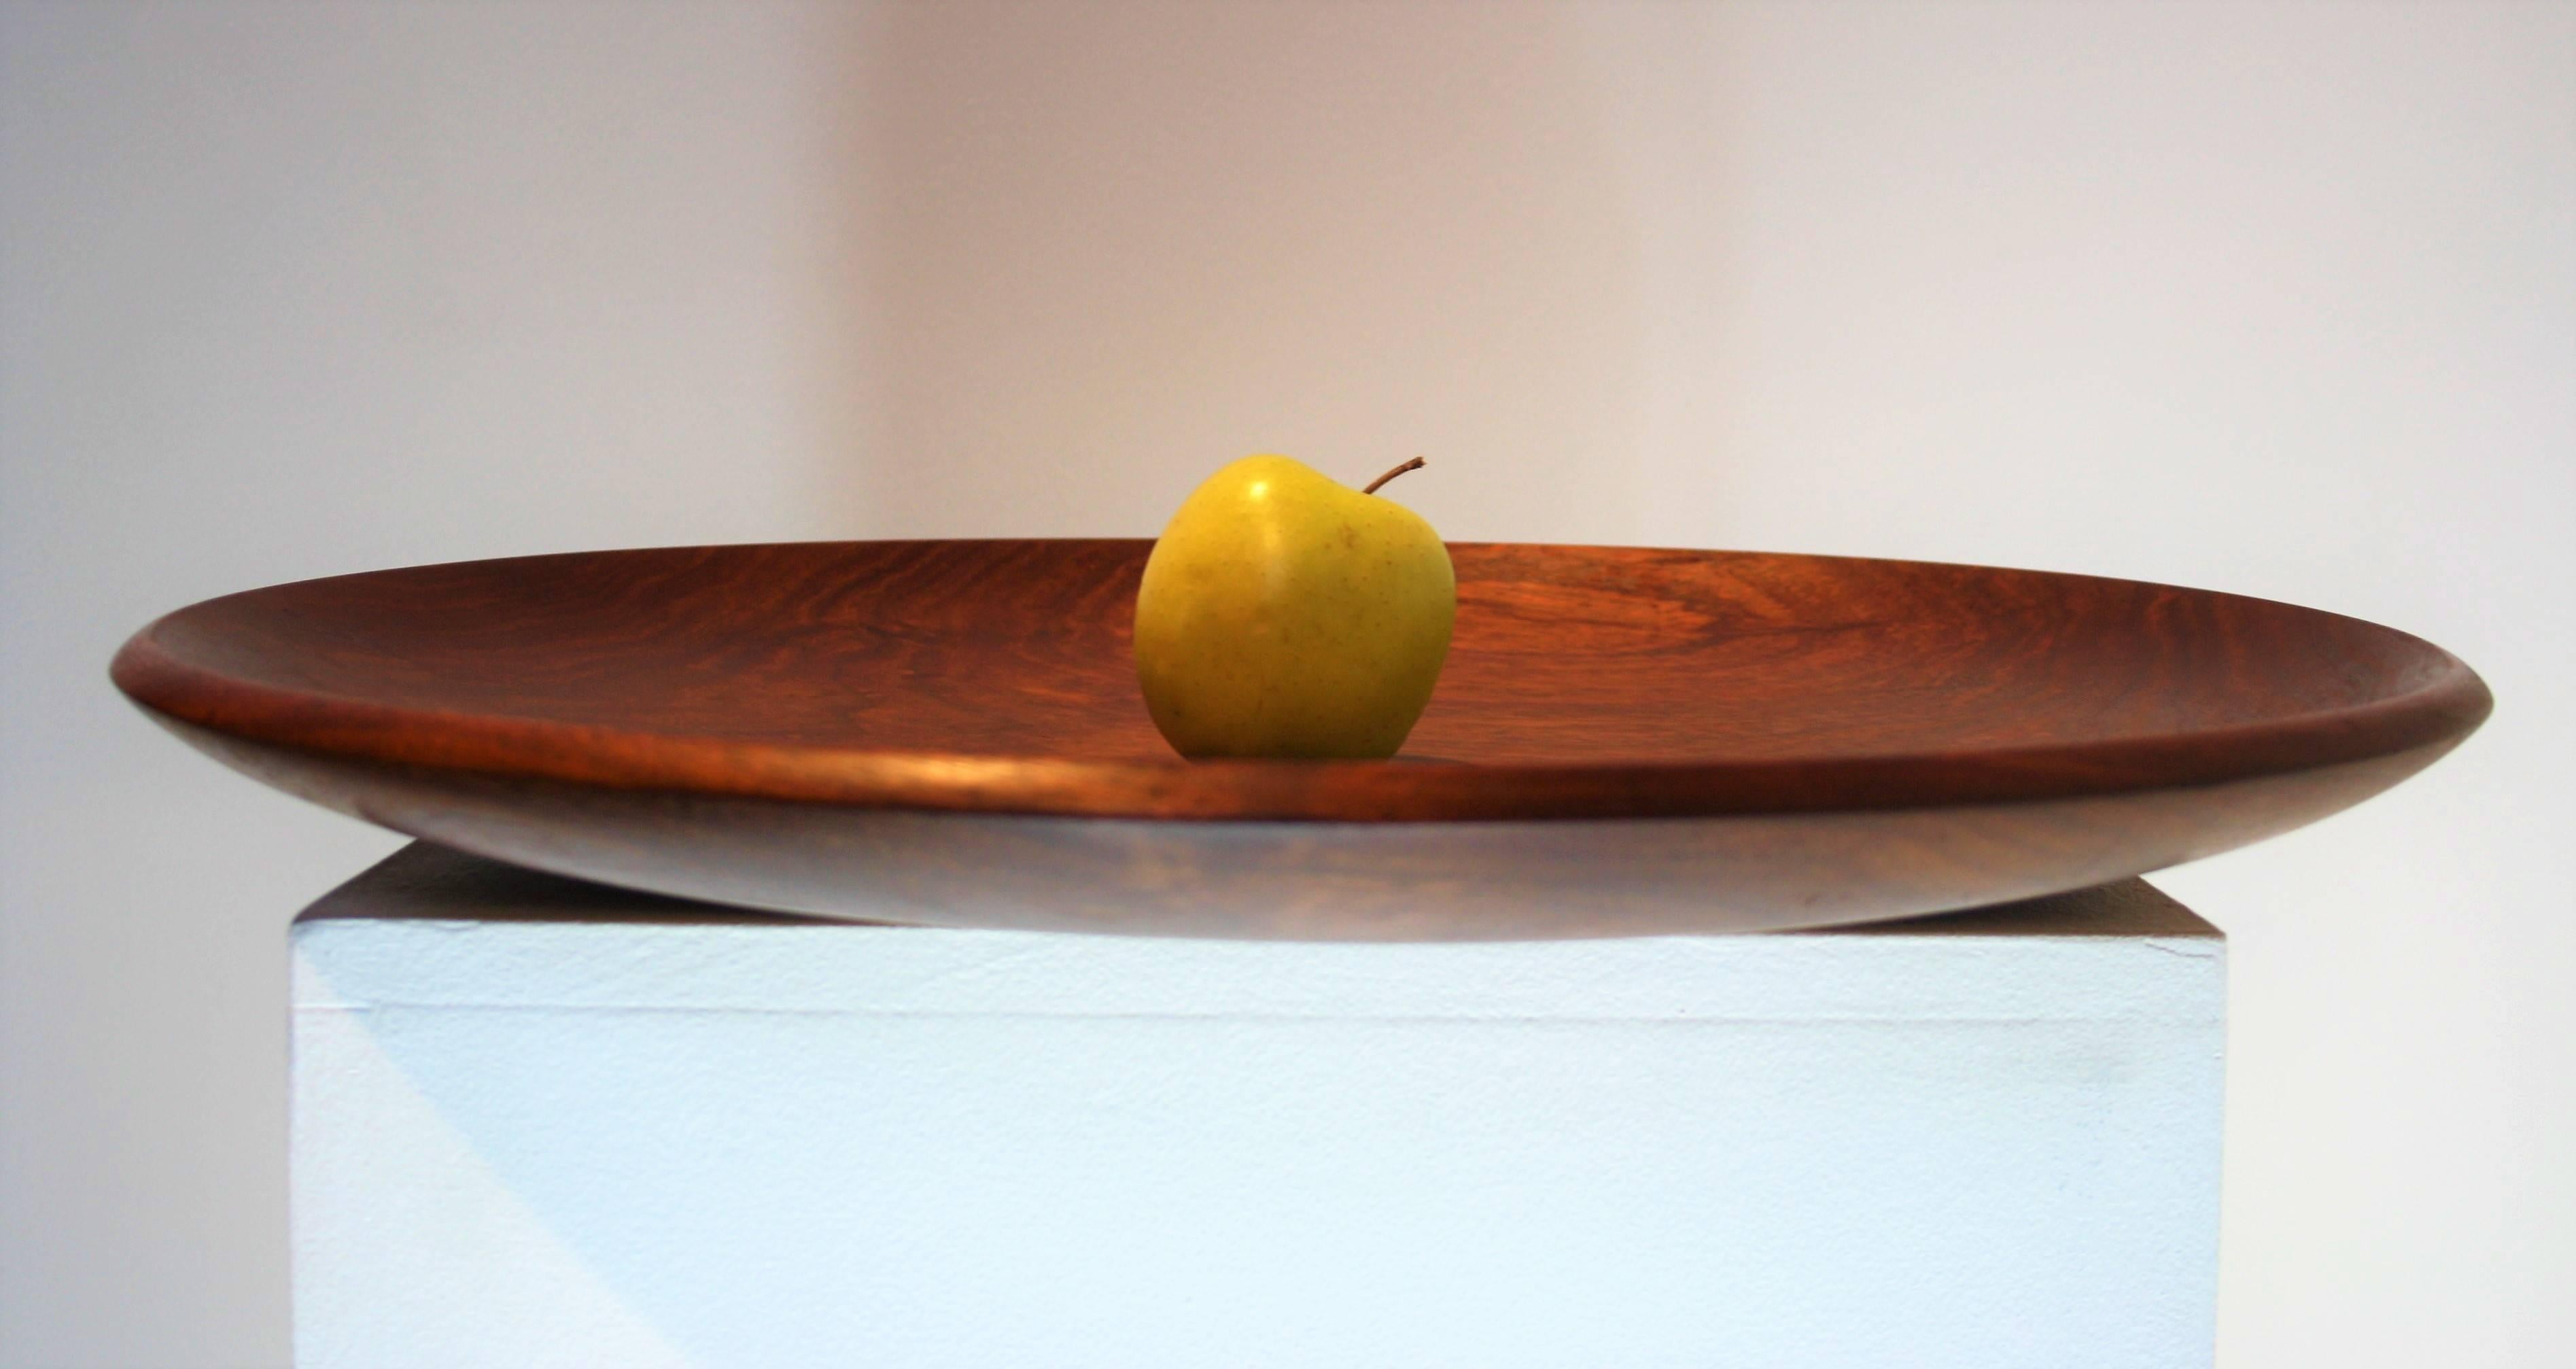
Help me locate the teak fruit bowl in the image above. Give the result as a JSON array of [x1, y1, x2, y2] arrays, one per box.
[[113, 540, 2488, 939]]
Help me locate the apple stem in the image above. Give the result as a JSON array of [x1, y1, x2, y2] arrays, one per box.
[[1362, 457, 1427, 496]]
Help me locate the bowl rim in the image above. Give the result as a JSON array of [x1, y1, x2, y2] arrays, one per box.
[[109, 538, 2493, 822]]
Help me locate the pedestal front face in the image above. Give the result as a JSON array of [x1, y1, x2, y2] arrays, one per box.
[[290, 844, 2225, 1369]]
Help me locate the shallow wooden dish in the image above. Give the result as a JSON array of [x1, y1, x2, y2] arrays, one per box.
[[114, 540, 2488, 939]]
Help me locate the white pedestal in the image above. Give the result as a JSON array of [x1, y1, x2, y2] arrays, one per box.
[[292, 842, 2225, 1369]]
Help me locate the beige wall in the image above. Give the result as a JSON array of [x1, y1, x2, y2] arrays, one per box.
[[4, 3, 2569, 1365]]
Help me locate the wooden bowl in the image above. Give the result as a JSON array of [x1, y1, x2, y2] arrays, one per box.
[[112, 540, 2488, 939]]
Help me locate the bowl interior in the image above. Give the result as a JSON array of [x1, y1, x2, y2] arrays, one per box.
[[146, 539, 2461, 766]]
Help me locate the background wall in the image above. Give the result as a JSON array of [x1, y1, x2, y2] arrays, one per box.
[[3, 2, 2567, 1366]]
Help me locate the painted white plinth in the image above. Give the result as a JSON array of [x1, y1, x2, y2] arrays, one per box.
[[292, 843, 2224, 1369]]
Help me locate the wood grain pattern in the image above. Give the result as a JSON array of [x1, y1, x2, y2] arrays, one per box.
[[112, 539, 2488, 820], [110, 540, 2488, 935]]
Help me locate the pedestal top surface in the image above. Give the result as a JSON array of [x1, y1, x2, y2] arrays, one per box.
[[302, 842, 2218, 940]]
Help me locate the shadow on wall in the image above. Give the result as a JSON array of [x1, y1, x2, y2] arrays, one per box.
[[820, 0, 1670, 544]]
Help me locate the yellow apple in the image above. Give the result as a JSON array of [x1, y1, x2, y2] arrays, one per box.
[[1134, 455, 1455, 759]]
